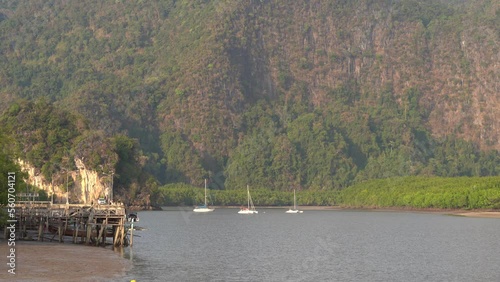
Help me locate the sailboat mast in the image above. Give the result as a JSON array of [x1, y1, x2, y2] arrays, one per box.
[[247, 185, 250, 209], [294, 189, 296, 209]]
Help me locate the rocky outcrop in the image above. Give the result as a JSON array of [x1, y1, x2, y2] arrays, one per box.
[[226, 0, 499, 150], [18, 159, 65, 200], [19, 158, 113, 204]]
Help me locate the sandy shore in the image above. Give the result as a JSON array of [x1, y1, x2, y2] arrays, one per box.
[[334, 207, 500, 218], [0, 241, 130, 281], [452, 211, 500, 218]]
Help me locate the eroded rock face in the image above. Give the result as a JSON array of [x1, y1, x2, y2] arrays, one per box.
[[222, 1, 500, 150], [20, 158, 112, 204]]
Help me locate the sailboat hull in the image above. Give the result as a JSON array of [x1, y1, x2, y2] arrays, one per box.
[[238, 185, 258, 214], [238, 209, 258, 214], [193, 179, 214, 212], [193, 207, 214, 213], [285, 189, 303, 213]]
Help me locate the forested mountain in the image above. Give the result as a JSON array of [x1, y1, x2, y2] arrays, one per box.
[[0, 0, 498, 203]]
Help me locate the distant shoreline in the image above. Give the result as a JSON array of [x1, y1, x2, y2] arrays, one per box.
[[158, 205, 500, 218]]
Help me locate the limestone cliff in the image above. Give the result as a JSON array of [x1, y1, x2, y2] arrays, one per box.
[[224, 0, 500, 150], [19, 158, 112, 204]]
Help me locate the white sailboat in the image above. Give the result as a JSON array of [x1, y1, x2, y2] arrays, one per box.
[[238, 185, 258, 214], [285, 189, 303, 214], [193, 179, 214, 213]]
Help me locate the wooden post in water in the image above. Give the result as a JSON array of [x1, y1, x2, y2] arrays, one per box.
[[117, 219, 124, 246], [113, 225, 118, 246], [63, 217, 68, 242], [45, 214, 49, 237], [73, 221, 79, 244], [102, 217, 108, 246], [86, 222, 92, 245], [96, 224, 102, 246], [120, 225, 124, 246], [115, 225, 120, 247], [58, 218, 63, 243], [122, 220, 126, 246], [130, 222, 134, 247], [37, 216, 44, 241], [80, 221, 85, 243]]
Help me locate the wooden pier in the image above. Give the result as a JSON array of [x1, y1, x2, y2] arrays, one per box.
[[11, 201, 132, 247]]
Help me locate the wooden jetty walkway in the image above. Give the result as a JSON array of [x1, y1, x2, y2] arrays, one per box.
[[11, 201, 133, 247]]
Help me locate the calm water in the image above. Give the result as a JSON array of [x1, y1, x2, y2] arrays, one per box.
[[117, 208, 500, 282]]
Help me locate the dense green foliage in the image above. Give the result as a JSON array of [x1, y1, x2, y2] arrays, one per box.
[[156, 176, 500, 209], [2, 99, 82, 179], [0, 129, 29, 226], [156, 183, 338, 207], [0, 99, 153, 203], [0, 0, 498, 205], [224, 86, 500, 190], [339, 176, 500, 209]]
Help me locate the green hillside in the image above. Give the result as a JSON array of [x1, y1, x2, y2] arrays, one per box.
[[0, 0, 499, 205]]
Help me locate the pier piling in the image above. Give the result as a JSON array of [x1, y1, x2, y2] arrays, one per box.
[[12, 201, 132, 247]]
